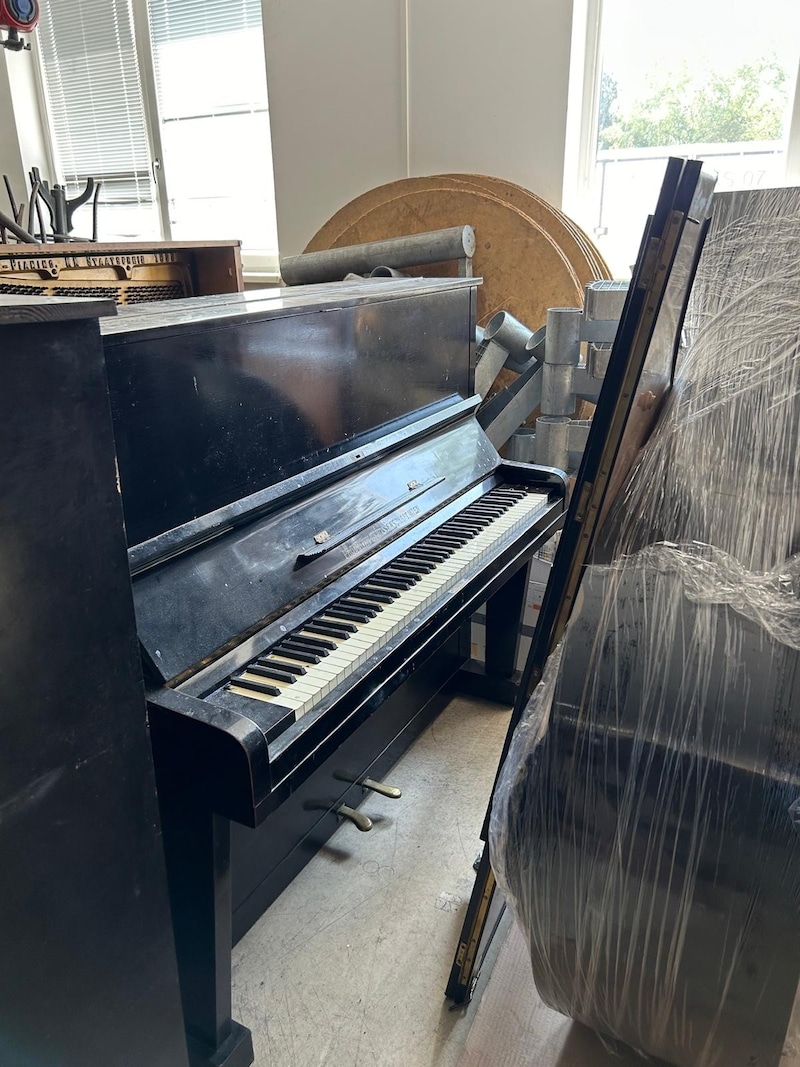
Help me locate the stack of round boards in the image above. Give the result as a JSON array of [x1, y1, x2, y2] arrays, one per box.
[[304, 174, 612, 407]]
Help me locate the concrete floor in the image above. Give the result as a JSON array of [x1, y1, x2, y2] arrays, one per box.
[[230, 693, 800, 1067], [231, 694, 633, 1067], [232, 694, 508, 1067]]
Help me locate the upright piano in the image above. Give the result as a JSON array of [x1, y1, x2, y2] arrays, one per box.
[[99, 277, 566, 1067]]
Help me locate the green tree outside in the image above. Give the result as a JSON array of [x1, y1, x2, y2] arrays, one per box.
[[598, 59, 790, 150]]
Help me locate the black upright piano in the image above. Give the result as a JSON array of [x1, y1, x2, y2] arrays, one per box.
[[99, 277, 566, 1067]]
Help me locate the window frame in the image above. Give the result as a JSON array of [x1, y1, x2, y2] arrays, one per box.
[[34, 0, 279, 274], [564, 0, 800, 249]]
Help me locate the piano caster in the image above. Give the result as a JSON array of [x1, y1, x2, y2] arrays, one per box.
[[334, 771, 403, 799], [336, 804, 373, 832]]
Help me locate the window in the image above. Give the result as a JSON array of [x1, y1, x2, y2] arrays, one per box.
[[37, 0, 159, 241], [566, 0, 800, 275], [36, 0, 279, 268]]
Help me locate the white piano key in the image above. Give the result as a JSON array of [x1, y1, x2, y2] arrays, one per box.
[[227, 491, 547, 718]]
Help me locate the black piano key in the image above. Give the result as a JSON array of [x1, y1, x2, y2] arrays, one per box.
[[341, 597, 386, 614], [257, 656, 307, 676], [392, 559, 435, 576], [385, 562, 427, 577], [246, 662, 298, 684], [305, 621, 351, 640], [444, 518, 481, 529], [329, 599, 378, 615], [370, 575, 414, 590], [381, 568, 420, 583], [456, 510, 492, 520], [230, 676, 281, 697], [427, 535, 468, 548], [291, 633, 337, 651], [376, 577, 417, 589], [447, 520, 486, 532], [316, 614, 359, 633], [362, 584, 401, 601], [352, 588, 397, 604], [467, 510, 504, 522], [395, 557, 434, 573], [325, 605, 376, 622], [470, 502, 507, 513], [274, 644, 321, 664], [406, 549, 448, 564]]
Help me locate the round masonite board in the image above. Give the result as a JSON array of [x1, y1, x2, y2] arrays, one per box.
[[304, 175, 610, 416]]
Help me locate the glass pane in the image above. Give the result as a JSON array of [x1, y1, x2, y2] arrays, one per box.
[[148, 4, 279, 258], [585, 0, 800, 274], [37, 0, 159, 242], [159, 112, 277, 250]]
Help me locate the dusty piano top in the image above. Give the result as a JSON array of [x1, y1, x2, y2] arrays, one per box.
[[0, 293, 116, 325], [101, 276, 479, 339]]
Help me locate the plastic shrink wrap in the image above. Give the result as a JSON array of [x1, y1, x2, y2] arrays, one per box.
[[490, 188, 800, 1067]]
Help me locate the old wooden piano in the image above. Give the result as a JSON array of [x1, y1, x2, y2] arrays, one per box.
[[99, 277, 566, 1066]]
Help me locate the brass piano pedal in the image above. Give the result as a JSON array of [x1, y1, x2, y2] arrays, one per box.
[[362, 777, 402, 799], [334, 771, 402, 799], [336, 804, 373, 832]]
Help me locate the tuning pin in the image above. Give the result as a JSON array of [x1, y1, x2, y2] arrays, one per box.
[[336, 804, 372, 832]]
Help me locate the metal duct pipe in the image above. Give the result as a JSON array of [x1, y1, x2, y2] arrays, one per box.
[[535, 416, 571, 470], [369, 266, 409, 278], [484, 310, 535, 360], [280, 226, 476, 285]]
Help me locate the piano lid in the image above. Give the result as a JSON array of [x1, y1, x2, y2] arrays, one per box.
[[101, 277, 478, 342], [101, 277, 478, 547]]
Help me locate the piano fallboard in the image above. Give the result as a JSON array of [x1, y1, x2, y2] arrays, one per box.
[[132, 399, 497, 685], [146, 456, 564, 826]]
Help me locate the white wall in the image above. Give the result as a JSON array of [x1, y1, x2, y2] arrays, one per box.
[[262, 0, 409, 258], [262, 0, 575, 256], [0, 53, 27, 199], [406, 0, 573, 207], [0, 48, 51, 211]]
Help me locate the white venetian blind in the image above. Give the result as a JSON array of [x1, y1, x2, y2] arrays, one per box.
[[147, 0, 279, 259], [37, 0, 160, 240]]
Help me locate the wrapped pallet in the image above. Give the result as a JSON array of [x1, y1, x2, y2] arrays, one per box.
[[490, 188, 800, 1067]]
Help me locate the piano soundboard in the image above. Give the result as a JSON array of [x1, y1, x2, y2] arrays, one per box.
[[100, 277, 566, 1067]]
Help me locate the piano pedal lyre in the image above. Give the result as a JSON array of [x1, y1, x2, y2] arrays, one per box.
[[334, 770, 403, 799]]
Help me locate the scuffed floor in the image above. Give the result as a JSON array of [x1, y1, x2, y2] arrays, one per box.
[[232, 695, 507, 1067]]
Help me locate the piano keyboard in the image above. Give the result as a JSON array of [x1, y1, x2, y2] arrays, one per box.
[[222, 485, 546, 717]]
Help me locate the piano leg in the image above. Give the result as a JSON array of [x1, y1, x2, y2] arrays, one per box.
[[456, 560, 529, 704], [158, 793, 254, 1067]]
